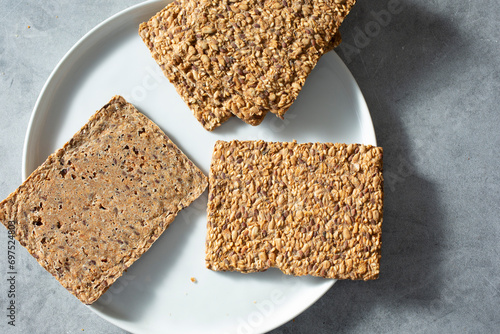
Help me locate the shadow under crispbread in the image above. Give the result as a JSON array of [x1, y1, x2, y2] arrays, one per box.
[[271, 2, 465, 332]]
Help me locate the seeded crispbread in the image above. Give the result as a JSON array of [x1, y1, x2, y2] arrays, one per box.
[[0, 96, 208, 304], [139, 0, 355, 129], [206, 140, 383, 280]]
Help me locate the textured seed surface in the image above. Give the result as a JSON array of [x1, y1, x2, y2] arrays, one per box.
[[206, 140, 383, 280], [138, 0, 355, 130], [0, 96, 208, 304]]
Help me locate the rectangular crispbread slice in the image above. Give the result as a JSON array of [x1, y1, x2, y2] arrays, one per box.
[[0, 96, 208, 304], [206, 140, 383, 280], [139, 0, 356, 130]]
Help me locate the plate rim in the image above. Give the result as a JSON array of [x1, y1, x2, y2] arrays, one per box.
[[22, 1, 377, 333], [22, 0, 169, 180]]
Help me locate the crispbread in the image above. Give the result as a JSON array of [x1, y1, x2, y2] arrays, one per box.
[[139, 0, 356, 129], [206, 140, 383, 280], [0, 96, 208, 304]]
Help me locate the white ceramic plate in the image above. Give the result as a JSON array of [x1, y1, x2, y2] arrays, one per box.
[[23, 1, 376, 333]]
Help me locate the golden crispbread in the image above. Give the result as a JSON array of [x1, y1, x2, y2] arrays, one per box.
[[206, 140, 383, 280]]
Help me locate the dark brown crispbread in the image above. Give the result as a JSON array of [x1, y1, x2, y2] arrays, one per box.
[[139, 0, 356, 129], [0, 96, 208, 304], [206, 140, 383, 280]]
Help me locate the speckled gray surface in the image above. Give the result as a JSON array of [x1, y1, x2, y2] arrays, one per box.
[[0, 0, 499, 333]]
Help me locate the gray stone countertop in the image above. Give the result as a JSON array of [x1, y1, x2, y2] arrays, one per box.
[[0, 0, 498, 333]]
